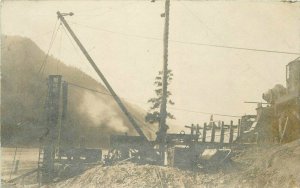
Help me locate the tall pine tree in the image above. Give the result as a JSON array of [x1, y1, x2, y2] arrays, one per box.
[[145, 69, 175, 124]]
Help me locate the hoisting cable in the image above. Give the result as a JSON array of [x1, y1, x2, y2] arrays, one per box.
[[57, 23, 63, 75], [38, 19, 61, 76], [68, 81, 112, 96], [60, 24, 93, 73], [67, 80, 242, 118]]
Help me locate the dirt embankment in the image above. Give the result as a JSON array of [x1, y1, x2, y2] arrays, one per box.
[[48, 139, 300, 188], [231, 140, 300, 188]]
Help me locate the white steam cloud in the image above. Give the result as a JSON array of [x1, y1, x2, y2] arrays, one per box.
[[80, 92, 129, 133]]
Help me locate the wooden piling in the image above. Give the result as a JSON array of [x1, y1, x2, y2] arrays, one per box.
[[196, 124, 200, 135], [220, 121, 225, 144], [237, 119, 241, 137], [229, 120, 234, 144], [202, 123, 207, 143], [240, 118, 244, 138], [211, 122, 216, 143], [191, 124, 195, 135], [13, 160, 19, 174]]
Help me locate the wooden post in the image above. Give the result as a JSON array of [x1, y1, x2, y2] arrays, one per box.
[[202, 123, 207, 143], [196, 124, 200, 143], [191, 124, 195, 135], [237, 119, 241, 138], [196, 124, 200, 135], [229, 120, 234, 144], [9, 147, 18, 180], [167, 147, 175, 167], [220, 121, 225, 144], [240, 118, 244, 138], [211, 122, 216, 143], [22, 177, 25, 188], [13, 160, 19, 174]]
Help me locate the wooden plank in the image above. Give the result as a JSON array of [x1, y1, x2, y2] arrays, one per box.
[[7, 169, 38, 183]]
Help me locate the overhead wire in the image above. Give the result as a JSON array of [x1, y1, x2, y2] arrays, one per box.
[[171, 40, 300, 55], [75, 1, 138, 16], [177, 1, 290, 85], [178, 1, 221, 44], [38, 21, 243, 136], [52, 7, 295, 126], [168, 107, 241, 118], [68, 21, 300, 56]]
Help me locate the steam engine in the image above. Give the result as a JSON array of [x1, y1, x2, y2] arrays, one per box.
[[262, 58, 300, 143]]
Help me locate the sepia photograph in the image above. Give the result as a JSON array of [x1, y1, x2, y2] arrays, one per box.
[[1, 0, 300, 187]]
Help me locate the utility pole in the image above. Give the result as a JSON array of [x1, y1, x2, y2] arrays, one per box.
[[157, 0, 170, 165], [56, 11, 148, 141]]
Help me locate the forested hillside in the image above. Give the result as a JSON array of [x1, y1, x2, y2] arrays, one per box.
[[1, 35, 156, 148]]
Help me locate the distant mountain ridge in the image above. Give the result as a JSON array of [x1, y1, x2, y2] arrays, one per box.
[[1, 35, 156, 148]]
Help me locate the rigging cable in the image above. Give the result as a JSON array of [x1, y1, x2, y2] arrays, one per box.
[[57, 23, 63, 74], [68, 81, 112, 96], [38, 19, 61, 76], [60, 24, 93, 73], [69, 81, 157, 133]]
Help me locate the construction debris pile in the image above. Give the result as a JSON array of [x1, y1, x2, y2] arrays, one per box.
[[53, 163, 220, 188], [49, 139, 300, 188]]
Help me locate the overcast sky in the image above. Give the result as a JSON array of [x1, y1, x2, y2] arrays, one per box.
[[2, 0, 300, 131]]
